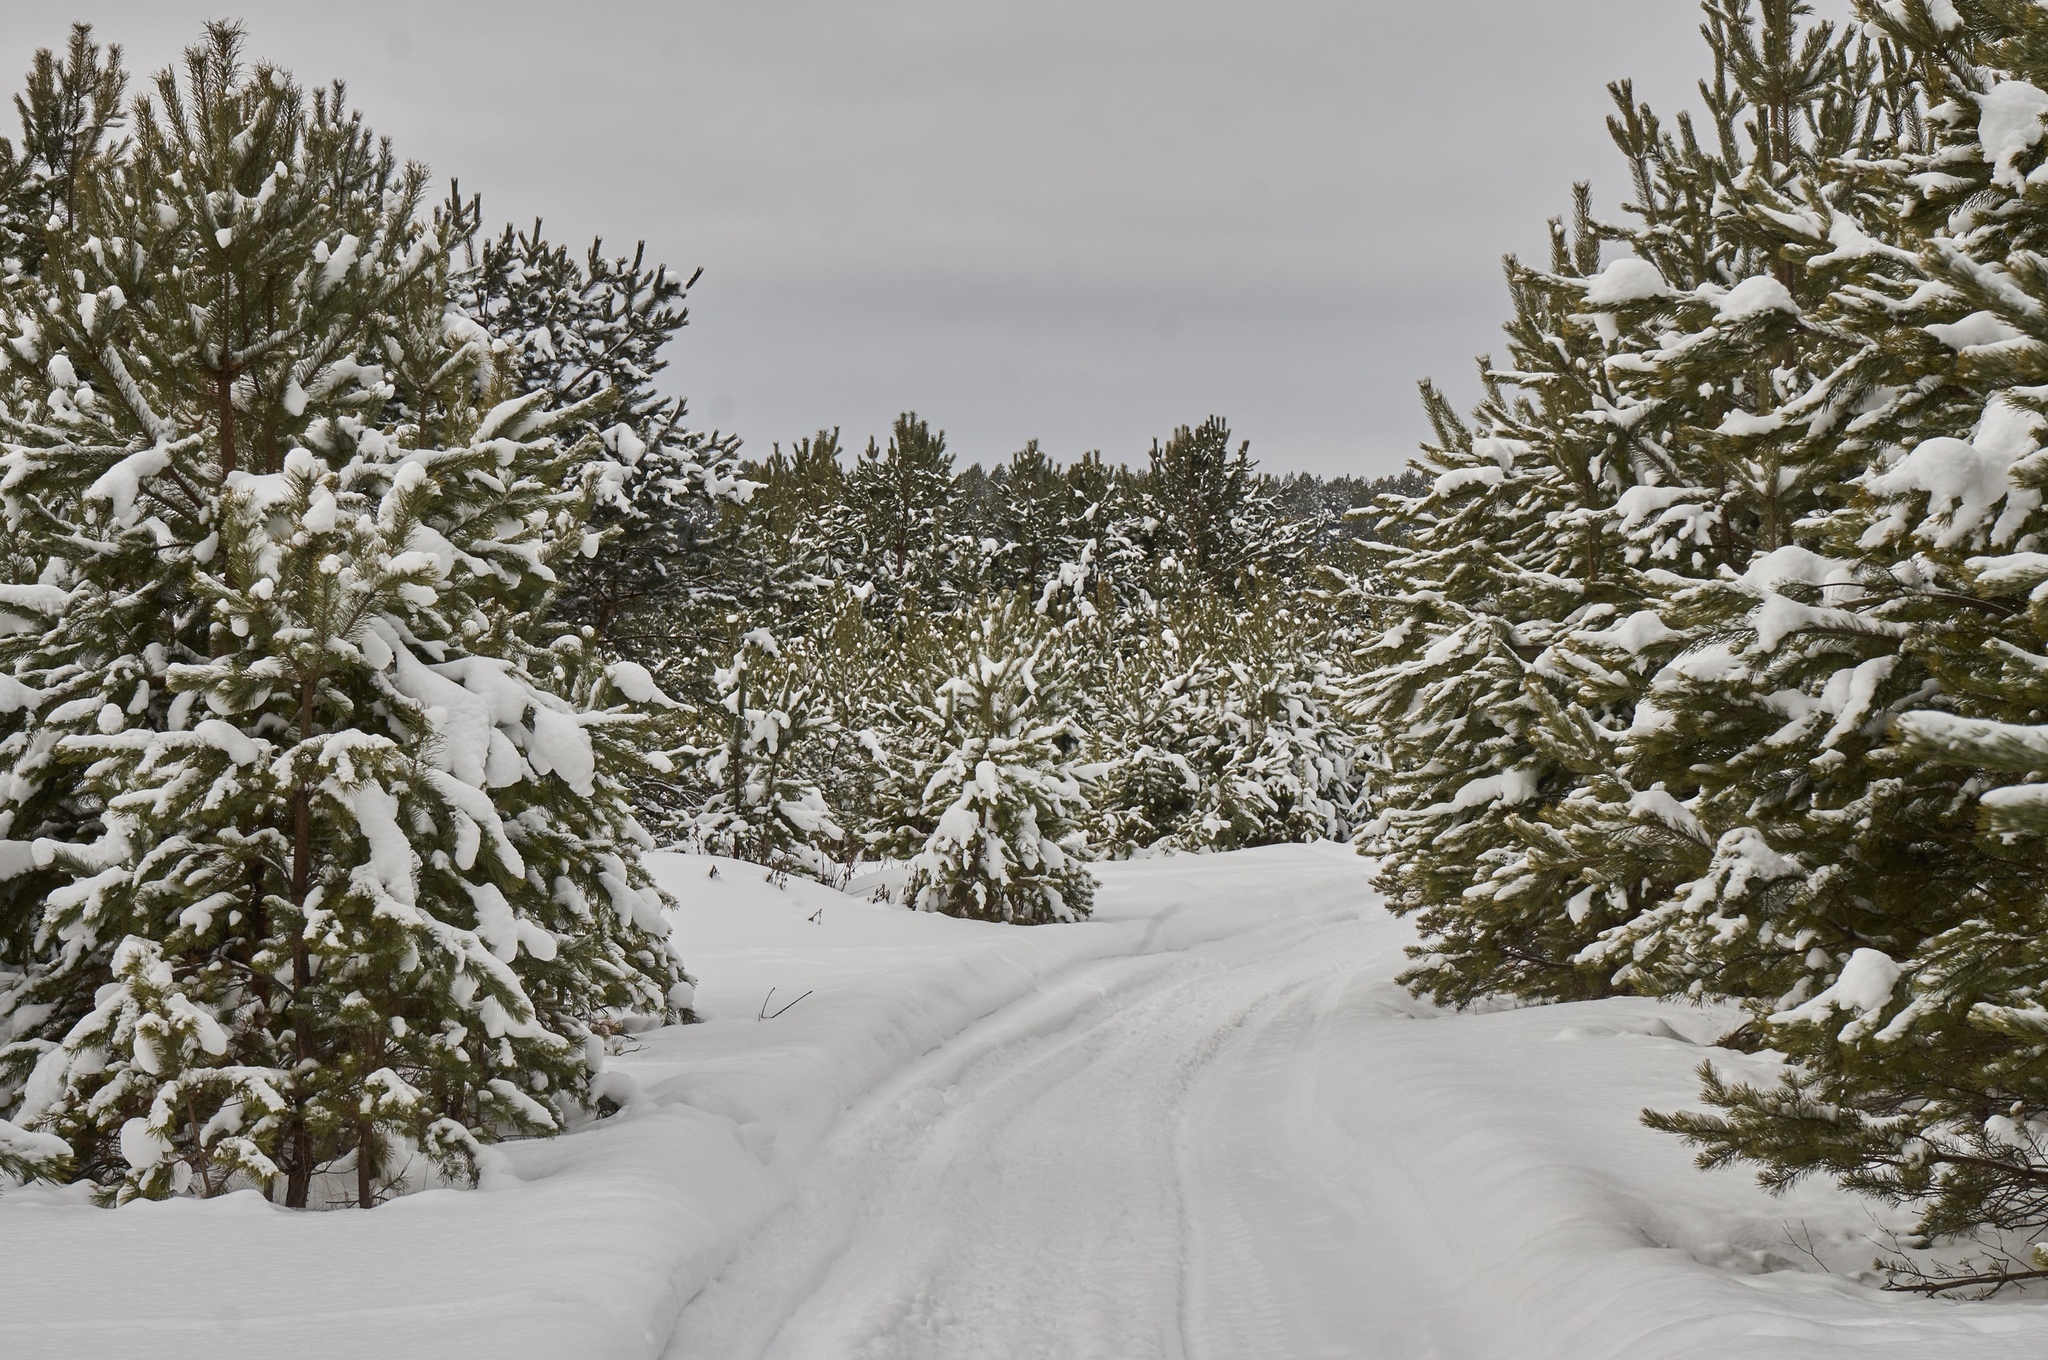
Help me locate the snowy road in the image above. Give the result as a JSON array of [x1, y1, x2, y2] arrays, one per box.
[[664, 882, 1473, 1360], [656, 848, 2048, 1360]]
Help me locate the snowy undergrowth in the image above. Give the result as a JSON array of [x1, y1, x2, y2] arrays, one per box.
[[1, 845, 2045, 1358]]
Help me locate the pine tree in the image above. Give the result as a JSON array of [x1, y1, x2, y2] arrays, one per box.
[[884, 598, 1094, 923], [840, 412, 961, 615], [1564, 3, 1953, 1013], [452, 207, 749, 666], [731, 429, 848, 614], [1075, 614, 1203, 854], [983, 439, 1095, 597], [1130, 417, 1303, 598], [678, 627, 843, 877], [0, 26, 687, 1207], [1359, 195, 1653, 1006], [1627, 0, 2048, 1271], [1363, 0, 1905, 1007], [1034, 447, 1147, 611], [1089, 595, 1363, 854], [0, 25, 127, 280], [1530, 2, 1915, 1008]]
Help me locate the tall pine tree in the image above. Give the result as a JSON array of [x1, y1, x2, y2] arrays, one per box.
[[0, 26, 687, 1207]]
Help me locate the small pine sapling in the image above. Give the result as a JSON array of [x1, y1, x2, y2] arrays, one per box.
[[889, 600, 1095, 923]]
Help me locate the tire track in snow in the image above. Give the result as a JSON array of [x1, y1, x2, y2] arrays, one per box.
[[1178, 968, 1485, 1360], [662, 906, 1390, 1360]]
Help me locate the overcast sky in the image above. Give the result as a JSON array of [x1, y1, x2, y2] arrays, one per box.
[[6, 3, 1821, 477]]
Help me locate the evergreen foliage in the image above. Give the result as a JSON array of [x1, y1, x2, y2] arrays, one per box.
[[1362, 0, 2048, 1278], [1364, 0, 1912, 1006], [883, 598, 1095, 923], [1088, 595, 1361, 855], [450, 206, 749, 665], [1130, 416, 1306, 597], [0, 24, 127, 279], [840, 413, 963, 616], [677, 626, 843, 877], [639, 408, 1381, 889], [1624, 0, 2048, 1273], [0, 25, 688, 1207]]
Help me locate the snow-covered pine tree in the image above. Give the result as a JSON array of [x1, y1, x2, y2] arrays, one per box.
[[1130, 417, 1305, 599], [797, 582, 909, 855], [1190, 597, 1365, 849], [976, 440, 1072, 596], [451, 209, 750, 668], [1629, 0, 2048, 1267], [1060, 447, 1148, 606], [1516, 1, 1916, 1006], [884, 597, 1094, 923], [840, 412, 962, 616], [722, 428, 849, 628], [1561, 4, 1964, 1022], [679, 627, 843, 877], [0, 25, 127, 281], [0, 1107, 67, 1185], [1089, 594, 1362, 854], [1358, 187, 1655, 1006], [1364, 0, 1903, 1007], [0, 25, 687, 1208], [1077, 614, 1204, 855]]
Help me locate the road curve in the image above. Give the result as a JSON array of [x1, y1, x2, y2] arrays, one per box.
[[663, 900, 1474, 1360]]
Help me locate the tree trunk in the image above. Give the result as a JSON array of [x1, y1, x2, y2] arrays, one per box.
[[216, 363, 239, 479], [283, 679, 317, 1209], [356, 1115, 376, 1210]]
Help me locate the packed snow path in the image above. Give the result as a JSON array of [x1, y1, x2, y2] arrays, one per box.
[[660, 849, 2048, 1360], [665, 884, 1466, 1359], [9, 845, 2048, 1358]]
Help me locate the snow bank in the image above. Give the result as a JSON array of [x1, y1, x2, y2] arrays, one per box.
[[1314, 978, 2048, 1359]]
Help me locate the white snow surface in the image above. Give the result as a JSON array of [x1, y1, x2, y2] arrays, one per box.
[[1978, 81, 2048, 189], [1584, 256, 1671, 306], [1714, 274, 1798, 321], [1773, 948, 1902, 1031], [4, 844, 2048, 1358], [1866, 416, 2043, 550], [1927, 310, 2029, 352]]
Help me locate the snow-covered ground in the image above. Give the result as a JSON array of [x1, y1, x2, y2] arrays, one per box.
[[4, 844, 2047, 1358]]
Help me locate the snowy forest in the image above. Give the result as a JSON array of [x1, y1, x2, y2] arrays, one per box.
[[10, 0, 2048, 1326], [0, 20, 1405, 1210]]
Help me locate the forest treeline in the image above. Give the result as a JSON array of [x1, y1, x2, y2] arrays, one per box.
[[587, 412, 1417, 899]]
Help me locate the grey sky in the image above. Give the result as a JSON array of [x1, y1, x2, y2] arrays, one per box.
[[8, 3, 1796, 477]]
